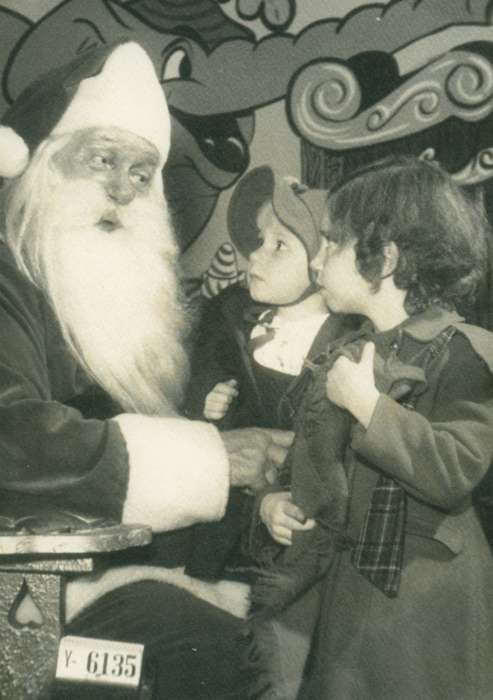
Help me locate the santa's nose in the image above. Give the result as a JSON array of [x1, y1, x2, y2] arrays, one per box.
[[105, 171, 136, 206]]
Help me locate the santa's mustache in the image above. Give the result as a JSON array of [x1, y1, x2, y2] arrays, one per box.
[[51, 181, 177, 255], [97, 207, 122, 233]]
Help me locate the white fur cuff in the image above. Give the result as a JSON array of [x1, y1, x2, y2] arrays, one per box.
[[114, 414, 230, 532], [65, 566, 250, 623]]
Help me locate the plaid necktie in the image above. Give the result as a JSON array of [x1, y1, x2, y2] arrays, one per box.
[[351, 474, 407, 597], [351, 326, 456, 597]]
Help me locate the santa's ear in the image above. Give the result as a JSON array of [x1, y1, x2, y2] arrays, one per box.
[[0, 126, 29, 178], [381, 241, 399, 278]]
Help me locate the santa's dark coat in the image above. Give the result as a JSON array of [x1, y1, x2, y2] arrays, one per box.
[[0, 240, 233, 618]]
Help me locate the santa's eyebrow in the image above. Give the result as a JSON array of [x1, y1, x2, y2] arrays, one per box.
[[85, 141, 159, 166], [85, 143, 113, 153], [83, 139, 116, 153], [132, 161, 159, 172], [132, 153, 160, 168], [88, 135, 117, 145]]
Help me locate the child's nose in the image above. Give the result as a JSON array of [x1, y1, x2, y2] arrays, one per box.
[[310, 244, 325, 273], [249, 246, 264, 264]]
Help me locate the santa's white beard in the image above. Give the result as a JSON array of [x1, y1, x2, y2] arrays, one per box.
[[6, 146, 190, 415]]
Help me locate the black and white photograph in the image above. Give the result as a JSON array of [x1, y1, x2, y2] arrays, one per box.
[[0, 1, 492, 698]]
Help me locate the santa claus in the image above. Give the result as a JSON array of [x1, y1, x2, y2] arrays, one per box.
[[0, 41, 291, 699]]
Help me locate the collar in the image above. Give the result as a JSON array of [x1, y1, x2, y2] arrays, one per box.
[[242, 304, 272, 327], [255, 309, 328, 331], [360, 306, 464, 343], [400, 307, 464, 341]]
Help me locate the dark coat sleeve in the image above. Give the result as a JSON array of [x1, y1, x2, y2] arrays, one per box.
[[183, 284, 259, 428], [184, 292, 240, 419]]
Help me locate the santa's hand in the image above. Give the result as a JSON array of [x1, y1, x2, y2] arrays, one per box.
[[260, 491, 315, 546], [326, 341, 380, 428], [204, 379, 238, 420], [221, 428, 294, 492]]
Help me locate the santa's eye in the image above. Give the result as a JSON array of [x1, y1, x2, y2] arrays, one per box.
[[161, 48, 192, 82], [90, 153, 112, 170], [130, 159, 158, 189], [130, 170, 152, 190]]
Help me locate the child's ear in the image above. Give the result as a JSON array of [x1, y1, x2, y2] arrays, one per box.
[[381, 241, 399, 278]]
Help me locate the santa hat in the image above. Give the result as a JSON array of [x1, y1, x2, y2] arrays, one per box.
[[228, 165, 328, 260], [0, 41, 170, 179]]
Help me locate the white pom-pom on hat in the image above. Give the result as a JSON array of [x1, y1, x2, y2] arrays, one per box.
[[0, 126, 29, 178]]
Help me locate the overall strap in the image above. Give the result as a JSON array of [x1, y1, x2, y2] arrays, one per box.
[[400, 325, 456, 409]]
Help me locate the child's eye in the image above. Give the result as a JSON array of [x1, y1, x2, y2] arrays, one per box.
[[275, 240, 287, 251], [253, 236, 264, 250]]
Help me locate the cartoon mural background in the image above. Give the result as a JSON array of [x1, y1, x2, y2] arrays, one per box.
[[1, 0, 493, 326]]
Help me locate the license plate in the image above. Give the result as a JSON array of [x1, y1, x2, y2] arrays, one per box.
[[56, 635, 144, 687]]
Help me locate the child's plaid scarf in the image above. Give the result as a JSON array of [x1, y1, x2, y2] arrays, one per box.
[[351, 474, 407, 597], [351, 325, 456, 596]]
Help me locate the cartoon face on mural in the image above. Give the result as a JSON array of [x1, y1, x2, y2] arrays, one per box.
[[1, 0, 493, 265]]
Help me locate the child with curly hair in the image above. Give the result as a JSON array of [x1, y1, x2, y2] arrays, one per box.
[[255, 156, 493, 700]]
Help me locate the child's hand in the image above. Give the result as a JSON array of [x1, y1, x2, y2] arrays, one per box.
[[326, 341, 380, 428], [204, 379, 239, 420], [260, 491, 315, 546]]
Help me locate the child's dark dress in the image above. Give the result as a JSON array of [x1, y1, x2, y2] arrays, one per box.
[[183, 283, 359, 580]]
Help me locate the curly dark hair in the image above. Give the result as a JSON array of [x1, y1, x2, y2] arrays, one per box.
[[324, 156, 489, 314]]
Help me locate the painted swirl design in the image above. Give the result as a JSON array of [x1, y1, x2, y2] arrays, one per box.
[[453, 147, 493, 185], [367, 90, 440, 131], [446, 54, 493, 108], [289, 51, 493, 152], [289, 62, 361, 146]]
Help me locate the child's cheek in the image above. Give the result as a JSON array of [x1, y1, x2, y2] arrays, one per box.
[[319, 262, 332, 290]]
